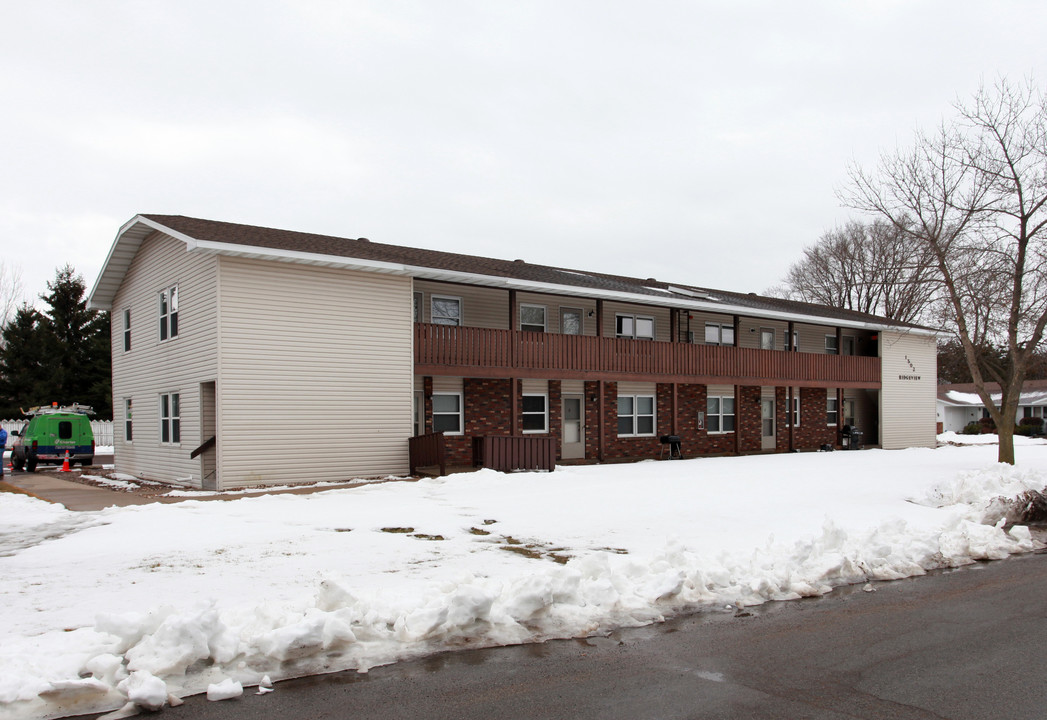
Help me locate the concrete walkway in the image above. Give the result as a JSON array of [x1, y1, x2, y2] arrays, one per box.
[[1, 472, 165, 511]]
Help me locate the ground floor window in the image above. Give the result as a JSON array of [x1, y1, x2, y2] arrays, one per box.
[[522, 394, 548, 432], [826, 395, 838, 425], [160, 392, 180, 444], [791, 391, 800, 427], [617, 395, 655, 436], [432, 393, 463, 434], [125, 398, 133, 442], [707, 396, 735, 433]]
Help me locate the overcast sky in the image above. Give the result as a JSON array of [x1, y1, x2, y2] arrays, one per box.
[[3, 1, 1045, 310]]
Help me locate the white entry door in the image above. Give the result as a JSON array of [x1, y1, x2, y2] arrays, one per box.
[[562, 395, 585, 459], [761, 398, 776, 450]]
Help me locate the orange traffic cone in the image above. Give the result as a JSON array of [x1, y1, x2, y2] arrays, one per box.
[[60, 450, 71, 472]]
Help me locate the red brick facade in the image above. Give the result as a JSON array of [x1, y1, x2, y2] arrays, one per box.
[[422, 376, 845, 466]]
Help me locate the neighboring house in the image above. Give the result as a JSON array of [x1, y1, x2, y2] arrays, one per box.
[[88, 215, 939, 489], [937, 380, 1047, 433]]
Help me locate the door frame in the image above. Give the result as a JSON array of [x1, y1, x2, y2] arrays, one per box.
[[561, 393, 585, 459]]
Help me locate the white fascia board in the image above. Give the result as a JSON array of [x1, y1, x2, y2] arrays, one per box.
[[180, 236, 935, 335], [88, 215, 167, 310]]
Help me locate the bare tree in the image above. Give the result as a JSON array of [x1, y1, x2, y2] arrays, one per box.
[[843, 77, 1047, 464], [772, 219, 938, 325], [0, 260, 24, 330]]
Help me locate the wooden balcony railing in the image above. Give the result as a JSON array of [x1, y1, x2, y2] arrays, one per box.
[[414, 323, 882, 388]]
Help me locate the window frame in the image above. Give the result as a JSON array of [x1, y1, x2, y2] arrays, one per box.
[[431, 295, 462, 326], [158, 285, 179, 341], [519, 304, 547, 333], [705, 322, 735, 346], [759, 328, 775, 351], [432, 392, 464, 435], [825, 334, 839, 355], [616, 313, 655, 340], [159, 392, 181, 445], [125, 398, 133, 443], [616, 394, 656, 437], [791, 391, 801, 427], [521, 393, 549, 433], [826, 395, 839, 426], [123, 308, 131, 352], [707, 395, 736, 434]]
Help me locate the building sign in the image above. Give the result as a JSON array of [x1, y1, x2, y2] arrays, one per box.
[[899, 355, 921, 381]]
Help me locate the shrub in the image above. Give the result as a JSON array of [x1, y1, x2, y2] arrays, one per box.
[[1019, 416, 1044, 430], [978, 417, 996, 432], [962, 422, 983, 435]]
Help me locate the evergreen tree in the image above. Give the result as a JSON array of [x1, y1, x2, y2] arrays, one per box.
[[0, 305, 50, 417], [0, 267, 112, 419], [38, 266, 112, 418]]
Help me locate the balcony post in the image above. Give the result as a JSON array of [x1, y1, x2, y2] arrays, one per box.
[[597, 379, 605, 461], [596, 299, 604, 337], [511, 377, 518, 435]]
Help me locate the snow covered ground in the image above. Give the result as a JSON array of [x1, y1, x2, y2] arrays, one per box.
[[2, 440, 1046, 720]]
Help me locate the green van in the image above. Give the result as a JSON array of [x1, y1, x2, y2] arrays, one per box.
[[10, 405, 95, 472]]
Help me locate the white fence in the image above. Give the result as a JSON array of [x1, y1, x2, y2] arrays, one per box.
[[1, 420, 114, 448]]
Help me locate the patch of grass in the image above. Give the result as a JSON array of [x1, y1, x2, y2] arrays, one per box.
[[411, 533, 445, 541], [468, 527, 492, 536], [380, 527, 415, 534], [482, 519, 497, 525]]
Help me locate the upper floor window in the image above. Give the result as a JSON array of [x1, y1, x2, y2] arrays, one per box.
[[522, 394, 548, 432], [520, 304, 547, 332], [825, 335, 839, 354], [705, 322, 735, 346], [123, 309, 131, 352], [617, 314, 654, 340], [432, 296, 461, 326], [159, 285, 179, 341], [617, 395, 655, 436]]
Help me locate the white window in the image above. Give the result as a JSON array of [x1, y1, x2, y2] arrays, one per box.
[[522, 394, 548, 432], [825, 335, 839, 354], [791, 391, 801, 427], [431, 296, 462, 326], [827, 395, 839, 425], [432, 393, 463, 435], [159, 285, 179, 341], [617, 395, 655, 436], [560, 307, 583, 335], [123, 309, 131, 352], [124, 398, 133, 442], [760, 328, 774, 350], [707, 395, 736, 433], [705, 322, 735, 346], [616, 314, 654, 340], [520, 304, 547, 332], [160, 392, 180, 444]]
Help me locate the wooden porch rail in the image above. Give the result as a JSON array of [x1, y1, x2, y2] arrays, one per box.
[[409, 432, 447, 476], [415, 323, 881, 387], [473, 435, 557, 473]]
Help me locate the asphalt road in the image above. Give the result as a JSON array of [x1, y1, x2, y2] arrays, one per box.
[[77, 547, 1047, 720]]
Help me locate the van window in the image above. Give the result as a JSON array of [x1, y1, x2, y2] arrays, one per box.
[[59, 421, 73, 440]]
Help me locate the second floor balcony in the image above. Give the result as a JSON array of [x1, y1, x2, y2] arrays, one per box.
[[414, 323, 882, 388]]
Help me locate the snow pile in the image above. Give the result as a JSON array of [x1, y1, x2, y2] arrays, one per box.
[[1, 444, 1045, 720], [937, 431, 1047, 446]]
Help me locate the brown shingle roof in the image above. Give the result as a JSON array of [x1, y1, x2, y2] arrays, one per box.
[[140, 214, 932, 330]]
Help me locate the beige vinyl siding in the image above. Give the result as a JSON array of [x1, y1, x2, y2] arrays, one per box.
[[432, 376, 463, 394], [521, 379, 548, 394], [708, 384, 736, 397], [603, 302, 671, 342], [879, 330, 937, 449], [561, 380, 584, 394], [110, 232, 219, 485], [618, 381, 657, 395], [515, 292, 597, 335], [218, 257, 413, 486], [792, 323, 834, 354], [414, 280, 509, 329]]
